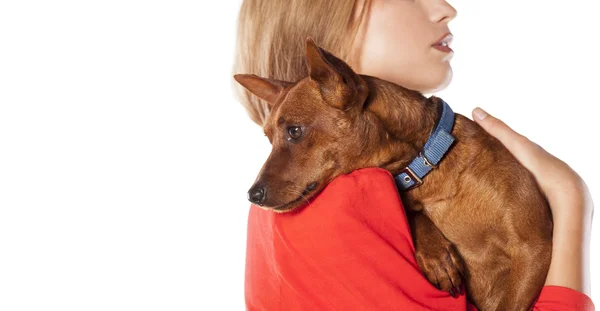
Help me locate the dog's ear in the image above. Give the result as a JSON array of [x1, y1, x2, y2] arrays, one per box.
[[234, 74, 293, 107], [305, 37, 368, 111]]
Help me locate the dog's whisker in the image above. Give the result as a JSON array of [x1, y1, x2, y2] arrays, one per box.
[[283, 183, 312, 207]]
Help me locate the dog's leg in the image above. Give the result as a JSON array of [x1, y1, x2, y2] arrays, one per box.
[[407, 209, 465, 296], [495, 242, 551, 311]]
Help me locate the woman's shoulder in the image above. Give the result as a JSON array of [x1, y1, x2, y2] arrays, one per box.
[[319, 167, 401, 207], [282, 167, 405, 219], [328, 167, 396, 189], [272, 166, 414, 254]]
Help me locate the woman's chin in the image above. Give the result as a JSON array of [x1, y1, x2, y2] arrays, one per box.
[[421, 67, 453, 94], [360, 62, 453, 95]]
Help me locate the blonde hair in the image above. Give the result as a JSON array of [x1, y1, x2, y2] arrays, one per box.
[[231, 0, 371, 126]]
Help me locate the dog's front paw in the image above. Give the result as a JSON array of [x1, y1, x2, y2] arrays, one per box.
[[414, 238, 465, 296], [408, 211, 465, 297]]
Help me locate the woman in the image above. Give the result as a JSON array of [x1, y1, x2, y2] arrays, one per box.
[[233, 0, 594, 310]]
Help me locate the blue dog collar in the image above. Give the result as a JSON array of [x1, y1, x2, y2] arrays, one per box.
[[394, 98, 456, 191]]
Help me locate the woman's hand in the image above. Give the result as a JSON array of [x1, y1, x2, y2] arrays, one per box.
[[472, 107, 593, 296]]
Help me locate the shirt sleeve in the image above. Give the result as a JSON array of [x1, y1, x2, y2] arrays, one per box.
[[533, 286, 595, 311]]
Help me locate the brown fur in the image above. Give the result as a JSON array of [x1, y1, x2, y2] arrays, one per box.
[[234, 37, 552, 311]]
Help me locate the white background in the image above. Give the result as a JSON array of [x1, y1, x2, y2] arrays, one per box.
[[0, 0, 598, 310]]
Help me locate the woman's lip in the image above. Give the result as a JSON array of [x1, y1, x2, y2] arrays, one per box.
[[432, 33, 453, 53], [432, 33, 453, 47], [433, 45, 453, 53]]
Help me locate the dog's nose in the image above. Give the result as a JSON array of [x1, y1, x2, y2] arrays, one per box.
[[248, 186, 266, 205]]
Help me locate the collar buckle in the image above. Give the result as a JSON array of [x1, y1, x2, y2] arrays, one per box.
[[399, 166, 423, 190]]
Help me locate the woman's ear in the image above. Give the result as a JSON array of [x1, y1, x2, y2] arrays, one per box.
[[234, 74, 293, 107]]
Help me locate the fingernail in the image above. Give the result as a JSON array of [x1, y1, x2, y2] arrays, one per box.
[[473, 107, 488, 121]]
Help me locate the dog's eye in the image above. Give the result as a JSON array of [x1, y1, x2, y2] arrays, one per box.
[[287, 126, 303, 140]]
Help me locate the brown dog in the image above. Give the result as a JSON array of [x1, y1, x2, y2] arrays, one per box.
[[234, 37, 552, 311]]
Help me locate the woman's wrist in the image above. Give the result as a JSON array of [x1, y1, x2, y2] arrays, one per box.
[[543, 169, 593, 220], [544, 192, 592, 296]]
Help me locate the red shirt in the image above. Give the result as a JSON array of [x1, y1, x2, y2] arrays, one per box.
[[245, 167, 594, 311]]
